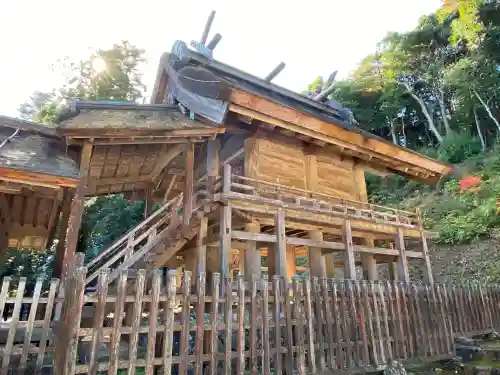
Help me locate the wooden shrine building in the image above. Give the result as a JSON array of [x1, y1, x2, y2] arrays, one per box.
[[0, 39, 452, 287]]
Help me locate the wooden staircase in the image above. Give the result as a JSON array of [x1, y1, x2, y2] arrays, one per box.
[[85, 191, 205, 287]]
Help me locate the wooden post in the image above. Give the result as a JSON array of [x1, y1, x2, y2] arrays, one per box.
[[395, 229, 410, 282], [286, 245, 296, 281], [195, 216, 208, 289], [144, 184, 153, 219], [416, 208, 434, 284], [52, 189, 74, 278], [61, 141, 93, 282], [389, 261, 399, 281], [183, 142, 195, 227], [343, 220, 356, 279], [206, 138, 220, 194], [267, 247, 276, 277], [220, 164, 232, 293], [53, 267, 86, 375], [244, 222, 261, 281], [361, 253, 378, 280], [275, 208, 287, 277], [324, 253, 336, 278], [308, 230, 325, 278]]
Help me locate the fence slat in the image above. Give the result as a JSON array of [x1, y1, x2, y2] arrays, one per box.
[[293, 278, 306, 375], [194, 272, 206, 375], [361, 281, 377, 367], [392, 282, 406, 360], [209, 274, 220, 375], [302, 278, 316, 375], [19, 279, 43, 372], [236, 277, 245, 375], [332, 281, 344, 370], [370, 281, 385, 365], [2, 278, 26, 375], [127, 269, 145, 375], [145, 271, 161, 375], [36, 278, 59, 372], [320, 278, 336, 370], [345, 280, 359, 368], [272, 276, 283, 375], [250, 276, 258, 375], [109, 271, 128, 375], [224, 277, 232, 375], [338, 281, 350, 369], [377, 282, 392, 361], [179, 271, 192, 375], [163, 270, 177, 375], [311, 277, 325, 371], [261, 279, 271, 375], [88, 270, 109, 375], [283, 278, 294, 375], [355, 281, 370, 367]]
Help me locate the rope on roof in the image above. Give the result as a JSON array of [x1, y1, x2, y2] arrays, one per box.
[[0, 128, 19, 149]]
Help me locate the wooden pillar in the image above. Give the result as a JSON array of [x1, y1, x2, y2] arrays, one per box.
[[219, 164, 232, 291], [144, 184, 153, 218], [361, 252, 378, 280], [267, 247, 276, 277], [183, 142, 195, 227], [395, 229, 410, 282], [343, 220, 356, 279], [308, 230, 325, 278], [52, 189, 74, 278], [324, 253, 336, 278], [285, 245, 296, 281], [389, 261, 399, 281], [195, 216, 208, 289], [61, 141, 93, 282], [243, 222, 261, 281], [206, 138, 220, 192], [416, 208, 434, 284], [274, 208, 287, 277]]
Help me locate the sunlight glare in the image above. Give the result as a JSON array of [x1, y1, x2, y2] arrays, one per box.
[[91, 57, 106, 73]]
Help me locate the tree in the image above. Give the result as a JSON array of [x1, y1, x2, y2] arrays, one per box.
[[13, 41, 149, 278]]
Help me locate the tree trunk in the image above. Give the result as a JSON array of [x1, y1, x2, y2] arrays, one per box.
[[473, 88, 500, 133], [402, 82, 443, 143], [437, 88, 453, 135], [473, 106, 487, 151], [387, 117, 398, 145]]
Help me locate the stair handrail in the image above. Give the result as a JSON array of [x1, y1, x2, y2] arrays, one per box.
[[86, 193, 183, 269]]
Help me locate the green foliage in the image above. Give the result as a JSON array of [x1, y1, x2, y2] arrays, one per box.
[[78, 195, 148, 262]]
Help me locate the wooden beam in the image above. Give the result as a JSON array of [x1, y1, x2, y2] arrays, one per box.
[[45, 192, 63, 250], [163, 175, 177, 203], [200, 10, 216, 45], [150, 144, 186, 182], [183, 143, 195, 227], [61, 141, 93, 282], [58, 127, 226, 139], [265, 62, 286, 82], [52, 189, 74, 278], [0, 168, 78, 188]]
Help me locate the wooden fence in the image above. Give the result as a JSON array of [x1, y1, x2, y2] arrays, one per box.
[[1, 270, 500, 374]]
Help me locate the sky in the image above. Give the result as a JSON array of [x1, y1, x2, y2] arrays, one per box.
[[0, 0, 442, 117]]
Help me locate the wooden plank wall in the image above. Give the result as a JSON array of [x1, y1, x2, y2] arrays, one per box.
[[244, 134, 367, 202]]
